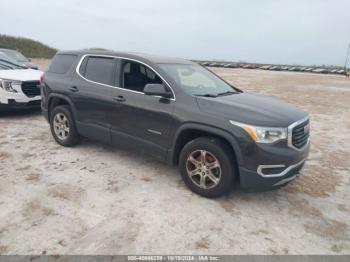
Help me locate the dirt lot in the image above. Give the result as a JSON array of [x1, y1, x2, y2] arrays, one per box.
[[0, 60, 349, 254]]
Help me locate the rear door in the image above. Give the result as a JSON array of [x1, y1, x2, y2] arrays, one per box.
[[72, 55, 118, 143]]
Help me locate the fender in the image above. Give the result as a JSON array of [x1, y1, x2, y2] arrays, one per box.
[[167, 122, 243, 166], [47, 93, 78, 122]]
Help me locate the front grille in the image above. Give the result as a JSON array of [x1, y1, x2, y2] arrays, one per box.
[[292, 119, 310, 149], [21, 81, 41, 97]]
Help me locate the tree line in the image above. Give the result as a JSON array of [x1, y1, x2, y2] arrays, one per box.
[[0, 34, 57, 58]]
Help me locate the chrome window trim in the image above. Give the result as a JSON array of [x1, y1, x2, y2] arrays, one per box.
[[287, 116, 310, 151], [257, 158, 306, 178], [75, 54, 176, 101]]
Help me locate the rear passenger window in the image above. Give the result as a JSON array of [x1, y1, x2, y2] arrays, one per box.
[[48, 54, 77, 74], [84, 57, 116, 86]]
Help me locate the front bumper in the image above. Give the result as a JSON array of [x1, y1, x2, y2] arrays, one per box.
[[239, 159, 306, 191], [0, 99, 41, 111], [0, 85, 41, 110], [237, 123, 310, 191]]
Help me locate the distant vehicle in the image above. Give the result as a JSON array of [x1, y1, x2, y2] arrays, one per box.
[[336, 69, 345, 74], [304, 68, 314, 72], [288, 67, 303, 72], [0, 49, 39, 70], [242, 64, 256, 69], [269, 66, 282, 71], [209, 63, 219, 67], [260, 65, 271, 70], [312, 68, 327, 73], [202, 62, 211, 66], [223, 63, 238, 68], [0, 58, 42, 111], [281, 66, 289, 70]]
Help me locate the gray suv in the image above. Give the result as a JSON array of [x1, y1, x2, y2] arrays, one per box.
[[41, 50, 310, 198]]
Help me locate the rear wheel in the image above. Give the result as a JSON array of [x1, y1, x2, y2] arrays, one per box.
[[50, 105, 79, 147], [179, 137, 236, 198]]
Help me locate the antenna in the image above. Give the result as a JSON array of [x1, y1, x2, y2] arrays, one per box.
[[344, 44, 350, 73]]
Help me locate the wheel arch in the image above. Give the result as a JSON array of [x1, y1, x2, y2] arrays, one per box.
[[47, 94, 77, 123], [169, 123, 243, 168]]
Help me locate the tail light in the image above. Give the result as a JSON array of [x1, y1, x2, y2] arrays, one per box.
[[40, 74, 44, 84]]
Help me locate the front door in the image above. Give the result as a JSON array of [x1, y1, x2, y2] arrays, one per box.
[[110, 59, 176, 160]]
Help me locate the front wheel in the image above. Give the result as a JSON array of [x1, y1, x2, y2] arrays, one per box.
[[50, 105, 79, 147], [179, 137, 236, 198]]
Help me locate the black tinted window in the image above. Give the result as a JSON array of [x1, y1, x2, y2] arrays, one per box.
[[122, 61, 162, 92], [48, 54, 77, 74], [84, 57, 115, 86]]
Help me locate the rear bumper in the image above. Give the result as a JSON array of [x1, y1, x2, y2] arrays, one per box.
[[42, 107, 49, 122]]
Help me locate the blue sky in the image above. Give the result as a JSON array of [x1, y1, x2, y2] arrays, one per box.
[[0, 0, 349, 66]]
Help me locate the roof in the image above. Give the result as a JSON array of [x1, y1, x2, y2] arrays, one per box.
[[57, 49, 194, 65]]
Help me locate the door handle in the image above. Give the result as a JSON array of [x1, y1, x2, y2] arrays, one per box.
[[69, 86, 79, 92], [113, 95, 126, 102]]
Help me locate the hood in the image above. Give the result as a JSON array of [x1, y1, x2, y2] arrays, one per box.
[[196, 92, 308, 127], [0, 69, 43, 81]]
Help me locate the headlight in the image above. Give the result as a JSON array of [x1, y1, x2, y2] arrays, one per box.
[[230, 120, 287, 143], [0, 79, 20, 93]]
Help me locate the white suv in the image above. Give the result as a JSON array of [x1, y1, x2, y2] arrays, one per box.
[[0, 58, 42, 111]]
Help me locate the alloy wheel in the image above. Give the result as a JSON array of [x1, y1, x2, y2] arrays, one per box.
[[53, 113, 70, 140], [186, 150, 221, 189]]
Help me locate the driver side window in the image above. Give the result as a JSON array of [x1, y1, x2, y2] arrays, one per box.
[[122, 60, 162, 92]]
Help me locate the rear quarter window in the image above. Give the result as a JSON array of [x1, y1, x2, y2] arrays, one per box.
[[48, 54, 77, 74]]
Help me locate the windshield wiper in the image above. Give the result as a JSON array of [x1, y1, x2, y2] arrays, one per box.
[[196, 93, 218, 98], [217, 91, 237, 96], [0, 59, 27, 69]]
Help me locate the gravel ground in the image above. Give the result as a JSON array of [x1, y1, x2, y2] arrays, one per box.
[[0, 63, 349, 254]]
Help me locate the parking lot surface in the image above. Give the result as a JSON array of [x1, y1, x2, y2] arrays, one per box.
[[0, 64, 349, 254]]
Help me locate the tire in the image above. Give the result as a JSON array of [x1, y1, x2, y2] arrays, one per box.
[[50, 105, 79, 147], [179, 136, 236, 198]]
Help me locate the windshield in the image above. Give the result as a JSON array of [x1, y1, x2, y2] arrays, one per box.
[[1, 50, 28, 62], [0, 53, 27, 69], [159, 64, 238, 97]]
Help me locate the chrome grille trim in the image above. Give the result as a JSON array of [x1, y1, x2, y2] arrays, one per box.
[[287, 116, 310, 151]]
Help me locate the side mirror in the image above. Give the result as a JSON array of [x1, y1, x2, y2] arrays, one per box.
[[144, 83, 172, 98], [28, 58, 32, 62]]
